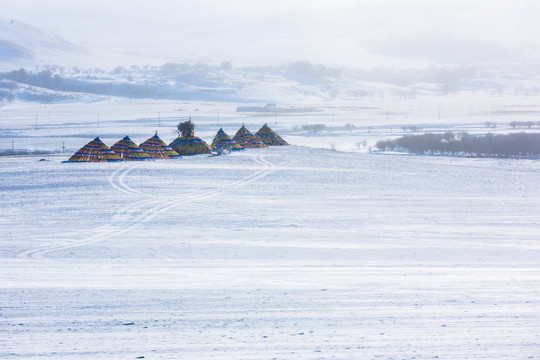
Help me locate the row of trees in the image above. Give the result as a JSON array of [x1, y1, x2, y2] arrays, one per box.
[[376, 132, 540, 158], [0, 68, 239, 102], [509, 121, 540, 129], [1, 68, 152, 97]]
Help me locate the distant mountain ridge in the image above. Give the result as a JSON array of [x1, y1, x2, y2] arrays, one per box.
[[0, 20, 538, 105], [0, 38, 32, 60], [0, 18, 87, 69], [363, 32, 524, 64]]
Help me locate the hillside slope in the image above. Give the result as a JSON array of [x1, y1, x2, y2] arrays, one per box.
[[0, 19, 87, 70]]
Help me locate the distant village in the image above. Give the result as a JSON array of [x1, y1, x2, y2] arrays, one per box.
[[66, 120, 288, 162]]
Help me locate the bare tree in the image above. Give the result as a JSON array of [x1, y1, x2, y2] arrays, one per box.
[[177, 118, 194, 137]]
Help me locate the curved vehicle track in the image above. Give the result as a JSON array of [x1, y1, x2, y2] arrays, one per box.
[[18, 153, 282, 259]]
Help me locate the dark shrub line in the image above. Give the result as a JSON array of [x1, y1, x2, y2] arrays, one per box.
[[376, 132, 540, 158]]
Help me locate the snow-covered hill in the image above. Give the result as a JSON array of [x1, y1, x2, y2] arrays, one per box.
[[363, 32, 526, 64], [0, 19, 88, 70], [0, 38, 32, 61], [0, 19, 539, 106]]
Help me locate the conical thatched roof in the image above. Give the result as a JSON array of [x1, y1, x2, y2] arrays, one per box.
[[111, 135, 154, 161], [140, 132, 181, 159], [255, 123, 288, 146], [67, 137, 124, 162], [211, 128, 243, 151], [169, 136, 211, 156], [233, 125, 267, 148]]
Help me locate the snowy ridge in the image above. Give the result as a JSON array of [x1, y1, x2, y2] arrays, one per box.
[[0, 38, 32, 60], [0, 19, 82, 54], [0, 18, 88, 70], [0, 19, 539, 105]]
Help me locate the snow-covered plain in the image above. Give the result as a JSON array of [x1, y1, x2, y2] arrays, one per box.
[[1, 95, 540, 359]]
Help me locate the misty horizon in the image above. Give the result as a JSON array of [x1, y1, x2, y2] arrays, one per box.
[[2, 0, 540, 68]]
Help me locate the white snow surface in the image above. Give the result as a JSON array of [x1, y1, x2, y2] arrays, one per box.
[[1, 96, 540, 359]]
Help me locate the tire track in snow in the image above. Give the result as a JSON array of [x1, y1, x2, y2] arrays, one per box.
[[17, 165, 164, 259], [105, 153, 284, 222], [133, 153, 279, 223], [18, 153, 281, 259]]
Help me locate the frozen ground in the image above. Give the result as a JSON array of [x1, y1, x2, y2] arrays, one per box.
[[1, 141, 539, 358]]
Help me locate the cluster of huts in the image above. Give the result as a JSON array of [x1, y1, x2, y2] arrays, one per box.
[[67, 123, 288, 162]]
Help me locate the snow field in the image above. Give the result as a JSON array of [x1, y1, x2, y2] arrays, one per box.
[[1, 145, 539, 359]]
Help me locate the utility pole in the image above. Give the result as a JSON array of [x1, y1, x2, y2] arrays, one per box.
[[61, 141, 66, 153]]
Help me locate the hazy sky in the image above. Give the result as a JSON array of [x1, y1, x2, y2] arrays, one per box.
[[3, 0, 540, 67]]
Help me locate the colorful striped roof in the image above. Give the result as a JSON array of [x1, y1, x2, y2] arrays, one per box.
[[211, 128, 243, 151], [233, 125, 267, 148], [169, 136, 211, 156], [67, 137, 124, 162], [112, 135, 154, 161], [255, 123, 289, 146], [140, 133, 181, 159]]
